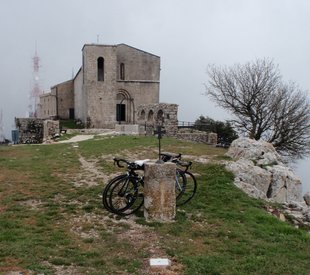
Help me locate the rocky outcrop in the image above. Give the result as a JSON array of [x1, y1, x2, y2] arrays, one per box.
[[225, 138, 310, 228], [303, 192, 310, 206], [225, 138, 302, 203], [265, 202, 310, 228]]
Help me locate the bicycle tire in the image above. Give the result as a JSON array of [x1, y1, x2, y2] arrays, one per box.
[[102, 174, 127, 212], [175, 169, 186, 201], [108, 176, 144, 215], [176, 170, 197, 206]]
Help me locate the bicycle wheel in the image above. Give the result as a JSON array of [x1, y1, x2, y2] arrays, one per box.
[[108, 176, 144, 215], [176, 171, 197, 206], [102, 174, 127, 212], [175, 169, 186, 201]]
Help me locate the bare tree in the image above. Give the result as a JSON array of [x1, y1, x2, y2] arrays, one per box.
[[205, 59, 310, 159]]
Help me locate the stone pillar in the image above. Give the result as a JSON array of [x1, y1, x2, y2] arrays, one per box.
[[144, 162, 176, 222], [43, 120, 60, 141], [208, 132, 218, 145]]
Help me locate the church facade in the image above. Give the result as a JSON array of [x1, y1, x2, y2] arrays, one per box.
[[38, 43, 160, 128]]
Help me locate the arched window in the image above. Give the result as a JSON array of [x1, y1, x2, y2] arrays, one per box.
[[97, 57, 104, 81], [120, 63, 125, 80], [157, 110, 164, 120], [157, 110, 164, 125], [148, 110, 154, 121], [140, 110, 146, 120]]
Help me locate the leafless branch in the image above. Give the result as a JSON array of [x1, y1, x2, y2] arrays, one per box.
[[205, 59, 310, 159]]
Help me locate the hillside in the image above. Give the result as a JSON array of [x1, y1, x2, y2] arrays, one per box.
[[0, 135, 310, 274]]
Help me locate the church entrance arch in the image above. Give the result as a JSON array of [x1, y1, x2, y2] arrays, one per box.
[[116, 89, 134, 124]]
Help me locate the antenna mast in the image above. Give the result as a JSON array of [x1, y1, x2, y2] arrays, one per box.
[[28, 43, 42, 117]]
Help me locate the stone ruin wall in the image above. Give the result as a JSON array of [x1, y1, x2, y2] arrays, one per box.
[[136, 103, 178, 136], [43, 120, 60, 142], [15, 118, 59, 144], [136, 103, 217, 145], [15, 118, 44, 144], [176, 130, 217, 145], [15, 111, 218, 146]]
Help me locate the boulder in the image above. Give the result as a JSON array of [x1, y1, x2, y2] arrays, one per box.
[[304, 211, 310, 222], [266, 165, 302, 202], [226, 159, 270, 199], [226, 138, 282, 165], [225, 138, 302, 203], [303, 192, 310, 206]]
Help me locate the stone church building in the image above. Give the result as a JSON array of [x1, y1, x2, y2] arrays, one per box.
[[38, 43, 163, 129], [17, 43, 217, 144]]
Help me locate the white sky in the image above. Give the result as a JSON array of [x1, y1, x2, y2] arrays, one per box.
[[0, 0, 309, 192]]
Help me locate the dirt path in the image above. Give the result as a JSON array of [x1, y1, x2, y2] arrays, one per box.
[[58, 134, 95, 143], [63, 152, 184, 274], [11, 142, 185, 274]]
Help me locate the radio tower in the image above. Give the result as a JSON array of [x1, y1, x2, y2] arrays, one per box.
[[28, 44, 42, 117]]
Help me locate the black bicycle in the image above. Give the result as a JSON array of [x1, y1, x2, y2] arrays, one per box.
[[102, 154, 197, 215], [102, 158, 146, 216], [160, 152, 197, 206]]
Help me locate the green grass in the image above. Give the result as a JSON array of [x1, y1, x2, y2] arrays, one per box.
[[0, 135, 309, 274], [60, 119, 84, 129]]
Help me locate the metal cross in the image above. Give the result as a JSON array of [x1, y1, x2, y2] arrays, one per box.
[[154, 125, 166, 163]]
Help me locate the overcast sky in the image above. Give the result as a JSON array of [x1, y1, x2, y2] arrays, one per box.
[[0, 0, 309, 191]]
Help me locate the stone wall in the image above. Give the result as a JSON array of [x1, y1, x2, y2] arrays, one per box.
[[73, 69, 85, 124], [176, 131, 217, 145], [136, 103, 178, 136], [38, 92, 57, 119], [116, 44, 160, 81], [15, 118, 60, 144], [38, 80, 74, 120], [52, 80, 74, 119], [15, 118, 44, 144], [81, 44, 160, 128], [83, 45, 117, 128], [43, 120, 60, 141], [115, 124, 140, 135]]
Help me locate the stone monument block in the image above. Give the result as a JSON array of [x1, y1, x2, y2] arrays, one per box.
[[144, 162, 176, 222]]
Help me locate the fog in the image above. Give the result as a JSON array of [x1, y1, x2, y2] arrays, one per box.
[[0, 0, 309, 192]]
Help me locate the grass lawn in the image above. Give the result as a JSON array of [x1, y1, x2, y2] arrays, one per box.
[[0, 135, 309, 274]]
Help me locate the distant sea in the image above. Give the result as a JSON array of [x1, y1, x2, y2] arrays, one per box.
[[295, 157, 310, 195]]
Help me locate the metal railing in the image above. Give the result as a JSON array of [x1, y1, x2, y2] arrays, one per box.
[[177, 121, 195, 128], [178, 121, 212, 131]]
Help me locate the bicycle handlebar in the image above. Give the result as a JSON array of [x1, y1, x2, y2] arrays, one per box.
[[113, 158, 144, 170], [113, 154, 192, 171], [160, 152, 192, 171], [160, 152, 182, 162], [113, 158, 127, 167]]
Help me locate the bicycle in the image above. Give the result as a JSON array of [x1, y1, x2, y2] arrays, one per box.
[[160, 152, 197, 206], [102, 154, 196, 215], [102, 158, 146, 216]]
